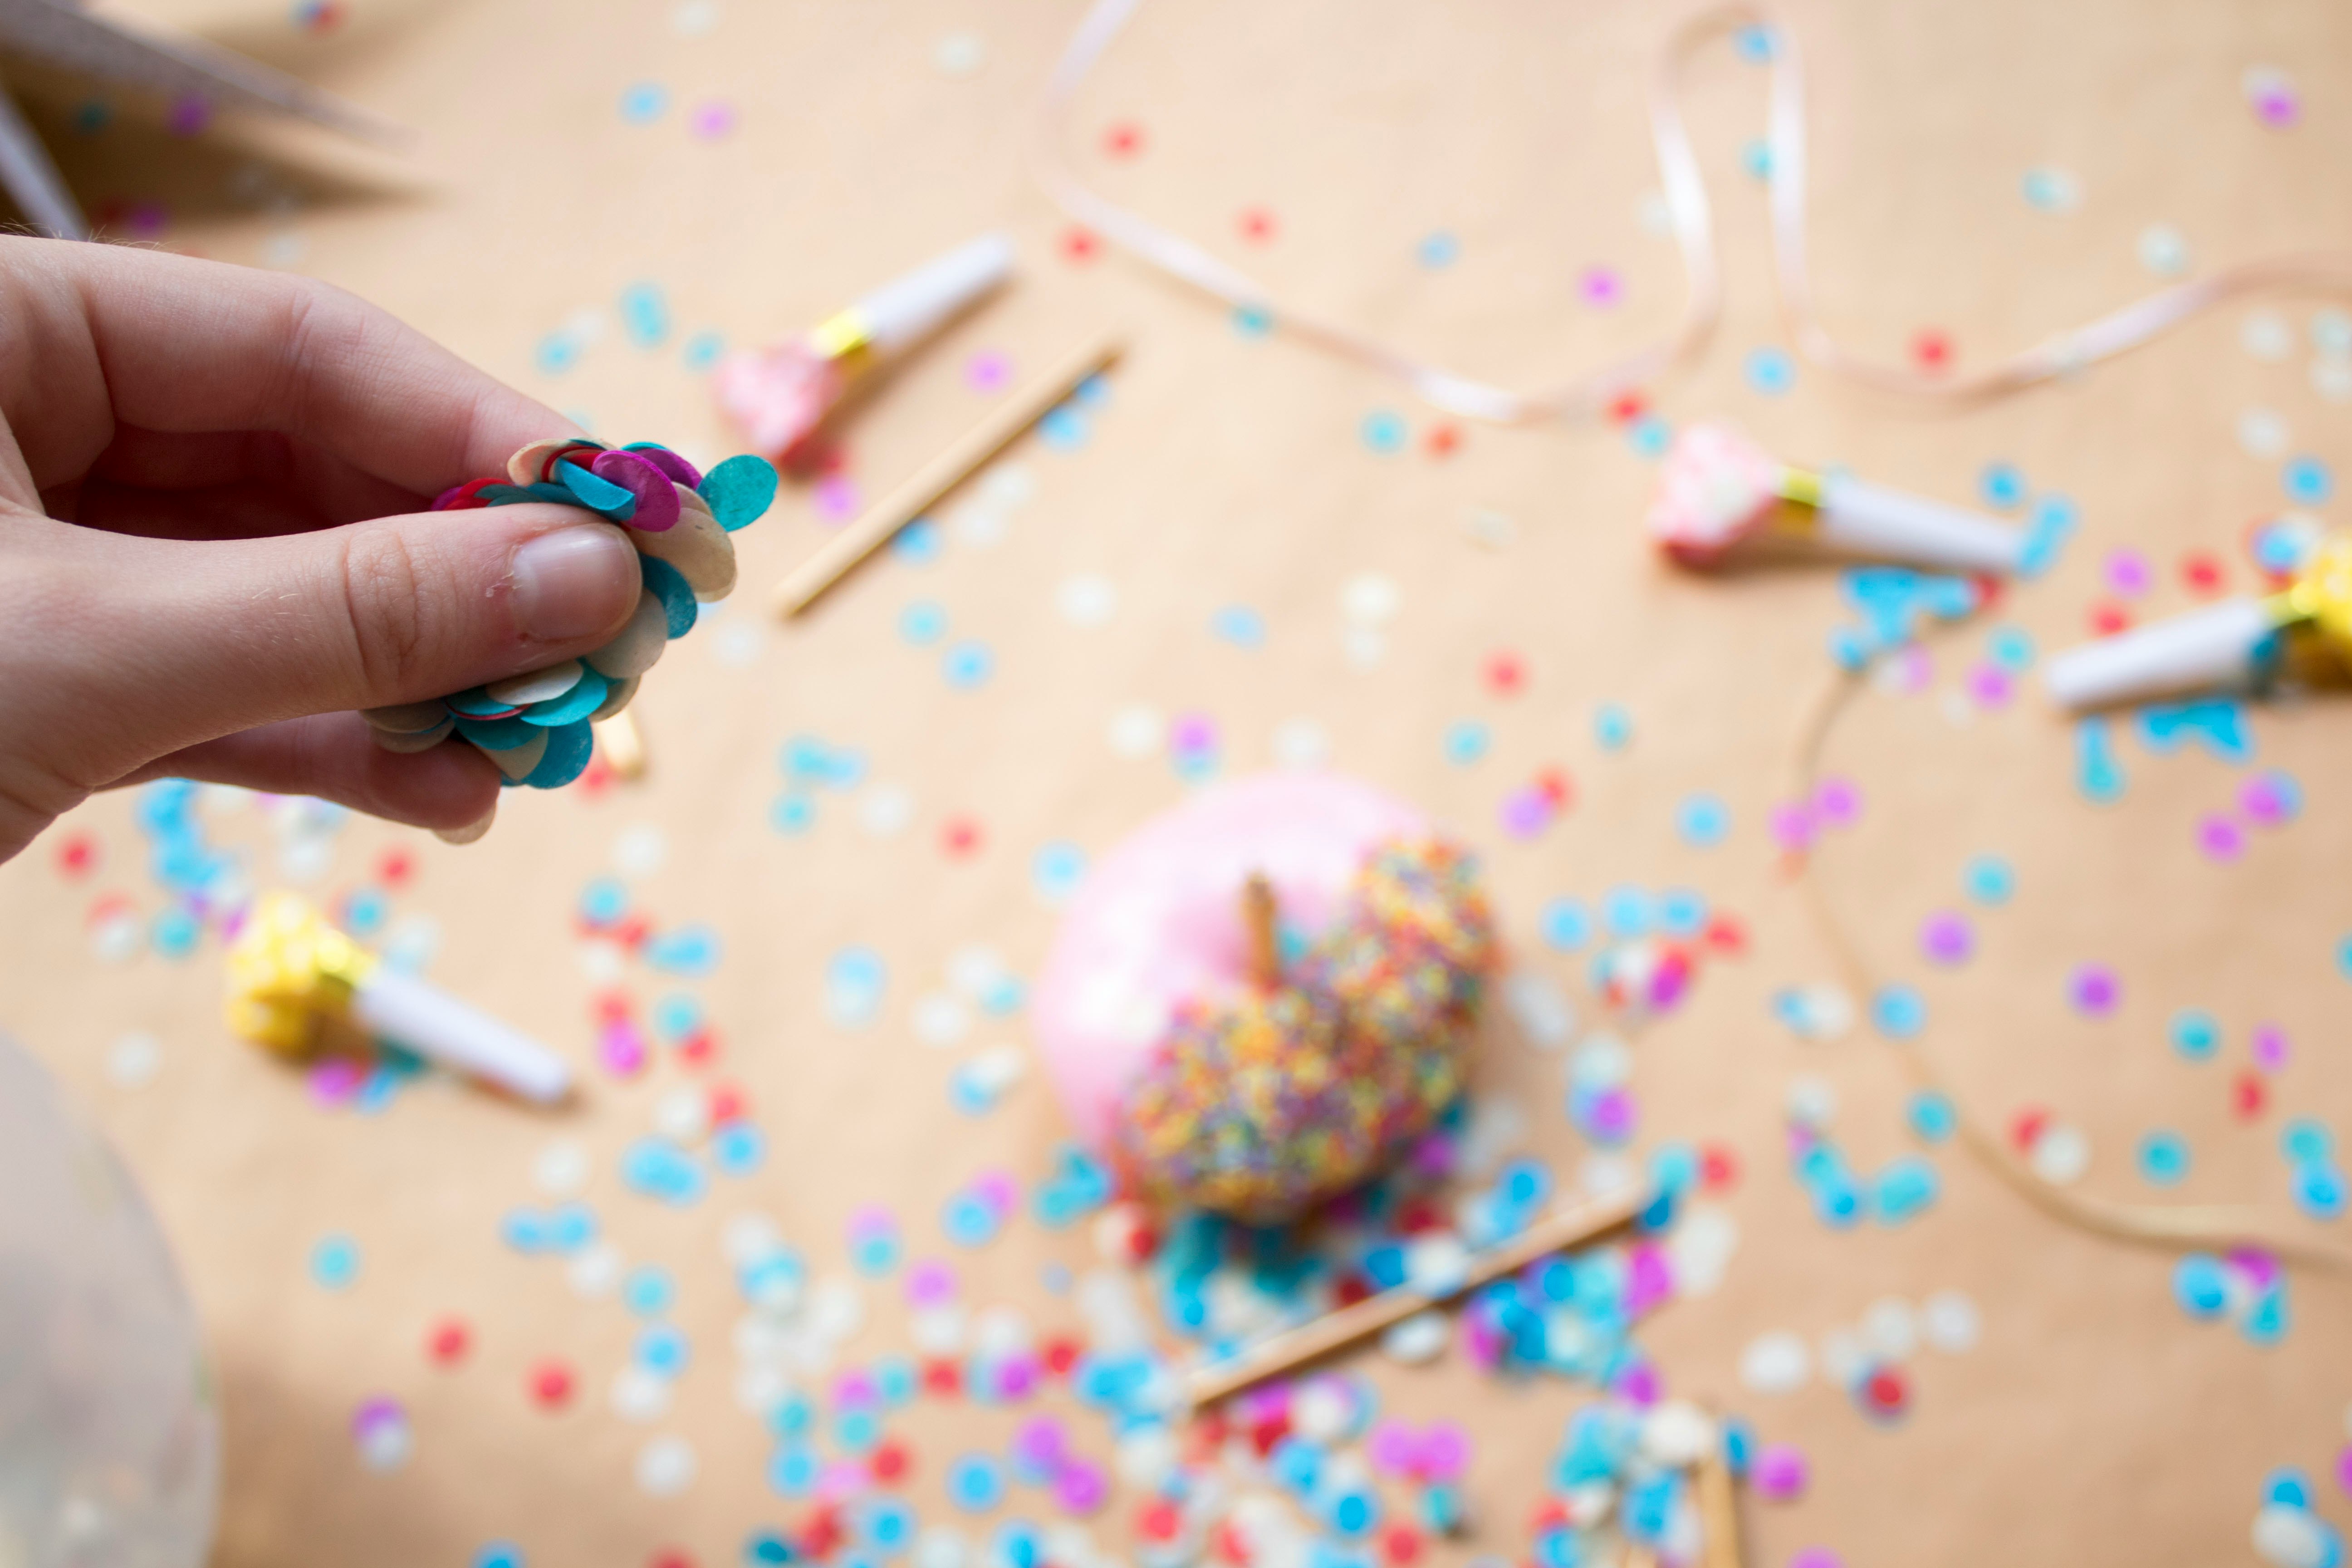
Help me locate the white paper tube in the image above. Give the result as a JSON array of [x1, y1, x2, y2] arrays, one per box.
[[352, 970, 573, 1104], [2044, 597, 2276, 710], [1815, 476, 2025, 575], [857, 233, 1014, 354]]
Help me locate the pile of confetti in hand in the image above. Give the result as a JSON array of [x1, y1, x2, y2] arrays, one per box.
[[359, 437, 778, 788], [1115, 838, 1498, 1225]]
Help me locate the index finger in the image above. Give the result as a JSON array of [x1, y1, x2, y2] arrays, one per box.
[[0, 237, 574, 498]]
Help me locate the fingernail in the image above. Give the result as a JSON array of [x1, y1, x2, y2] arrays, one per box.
[[435, 803, 496, 846], [510, 525, 638, 641]]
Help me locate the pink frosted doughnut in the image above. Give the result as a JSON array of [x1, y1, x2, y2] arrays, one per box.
[[1034, 773, 1429, 1153]]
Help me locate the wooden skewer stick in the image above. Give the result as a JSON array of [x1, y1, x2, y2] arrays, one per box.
[[1182, 1184, 1648, 1410], [1241, 873, 1281, 991], [772, 331, 1126, 618], [1695, 1417, 1745, 1568]]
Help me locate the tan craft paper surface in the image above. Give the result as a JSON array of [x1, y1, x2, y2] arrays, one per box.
[[2, 1, 2350, 1564]]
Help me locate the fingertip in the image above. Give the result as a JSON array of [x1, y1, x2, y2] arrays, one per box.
[[127, 714, 501, 832]]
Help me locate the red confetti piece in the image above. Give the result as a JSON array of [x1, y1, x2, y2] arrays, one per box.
[[941, 816, 985, 858], [1212, 1520, 1253, 1565], [709, 1082, 748, 1123], [1102, 121, 1145, 157], [680, 1028, 719, 1066], [592, 990, 633, 1023], [529, 1360, 575, 1408], [1137, 1499, 1183, 1542], [1394, 1198, 1446, 1235], [376, 848, 414, 887], [1607, 391, 1648, 425], [648, 1553, 695, 1568], [1382, 1526, 1424, 1565], [2088, 602, 2132, 637], [1334, 1274, 1375, 1307], [1862, 1365, 1909, 1417], [1043, 1335, 1083, 1376], [2009, 1108, 2049, 1152], [1910, 329, 1953, 372], [1059, 226, 1101, 263], [922, 1357, 962, 1396], [1535, 767, 1573, 809], [872, 1438, 911, 1482], [2182, 549, 2226, 594], [1424, 423, 1461, 458], [1247, 1413, 1290, 1457], [426, 1317, 471, 1365], [1702, 913, 1747, 955], [1484, 651, 1528, 696], [1700, 1143, 1740, 1192], [1237, 206, 1278, 243], [2233, 1070, 2267, 1120], [54, 832, 98, 878]]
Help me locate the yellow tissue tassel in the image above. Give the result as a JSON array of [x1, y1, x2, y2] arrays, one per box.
[[223, 892, 377, 1056]]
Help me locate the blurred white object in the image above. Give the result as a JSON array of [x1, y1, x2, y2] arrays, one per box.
[[0, 1032, 218, 1568]]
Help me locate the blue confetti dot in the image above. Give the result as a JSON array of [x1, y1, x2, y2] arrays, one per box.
[[1602, 885, 1653, 937], [1539, 897, 1592, 951], [2019, 494, 2078, 578], [1986, 626, 2035, 672], [619, 82, 669, 122], [579, 877, 629, 925], [2282, 1119, 2332, 1163], [645, 923, 721, 977], [2264, 1469, 2313, 1509], [2284, 455, 2333, 506], [1032, 842, 1087, 904], [2137, 1131, 2191, 1186], [899, 601, 947, 644], [892, 518, 944, 564], [943, 641, 995, 688], [1627, 415, 1671, 459], [1873, 1157, 1940, 1222], [310, 1234, 360, 1289], [2339, 933, 2352, 978], [623, 1265, 676, 1316], [1740, 138, 1772, 179], [2170, 1009, 2221, 1061], [474, 1545, 525, 1568], [534, 333, 579, 376], [1907, 1090, 1956, 1143], [1210, 605, 1266, 647], [713, 1122, 766, 1176], [770, 794, 814, 833], [1964, 855, 2014, 905], [636, 1323, 691, 1377], [618, 281, 669, 348], [1744, 347, 1795, 396], [851, 1228, 901, 1274], [825, 947, 888, 1028], [1676, 793, 1730, 848], [151, 905, 200, 958], [1658, 887, 1709, 937], [949, 1454, 1006, 1512], [1733, 22, 1776, 60], [1038, 403, 1091, 450], [1443, 720, 1490, 765], [834, 1406, 882, 1454], [1980, 462, 2027, 511], [682, 329, 724, 371], [1417, 231, 1459, 268], [943, 1191, 999, 1247], [1360, 411, 1408, 453], [1233, 305, 1274, 337], [768, 1447, 820, 1499], [1594, 703, 1633, 750], [2171, 1253, 2228, 1318], [1872, 985, 1927, 1041], [2293, 1161, 2344, 1219]]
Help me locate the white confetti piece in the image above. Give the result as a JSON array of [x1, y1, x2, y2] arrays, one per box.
[[612, 1365, 672, 1422], [2242, 310, 2294, 362], [1921, 1289, 1981, 1353], [1739, 1331, 1810, 1394], [1272, 718, 1328, 768], [1639, 1401, 1715, 1467], [1503, 970, 1575, 1049], [2136, 223, 2189, 278], [1381, 1309, 1450, 1364], [635, 1434, 697, 1495], [533, 1140, 590, 1197], [1862, 1296, 1919, 1361], [2239, 407, 2290, 458], [613, 822, 667, 879], [1058, 574, 1118, 627], [106, 1031, 160, 1088], [1107, 704, 1163, 758], [2030, 1122, 2091, 1185], [913, 992, 970, 1048]]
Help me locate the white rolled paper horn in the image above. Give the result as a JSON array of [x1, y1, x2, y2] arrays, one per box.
[[2044, 599, 2280, 710], [1648, 421, 2024, 574], [819, 231, 1016, 361], [226, 893, 574, 1104], [2046, 532, 2352, 710], [1799, 472, 2026, 575]]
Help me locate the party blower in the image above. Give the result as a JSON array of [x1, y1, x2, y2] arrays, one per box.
[[2047, 533, 2352, 710], [225, 893, 573, 1104], [715, 231, 1014, 467], [1649, 422, 2024, 574]]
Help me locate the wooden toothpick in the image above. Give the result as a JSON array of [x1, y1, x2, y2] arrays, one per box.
[[1182, 1185, 1647, 1410], [1241, 873, 1281, 991], [772, 331, 1125, 618]]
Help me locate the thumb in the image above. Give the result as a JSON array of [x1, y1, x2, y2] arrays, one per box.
[[46, 503, 643, 783]]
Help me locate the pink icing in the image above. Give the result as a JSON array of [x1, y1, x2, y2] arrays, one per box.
[[1032, 773, 1430, 1150], [1646, 420, 1786, 565]]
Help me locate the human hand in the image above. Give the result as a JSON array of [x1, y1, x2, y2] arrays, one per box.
[[0, 239, 646, 863]]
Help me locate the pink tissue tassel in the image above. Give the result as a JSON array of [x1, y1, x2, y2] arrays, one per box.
[[714, 232, 1014, 470]]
